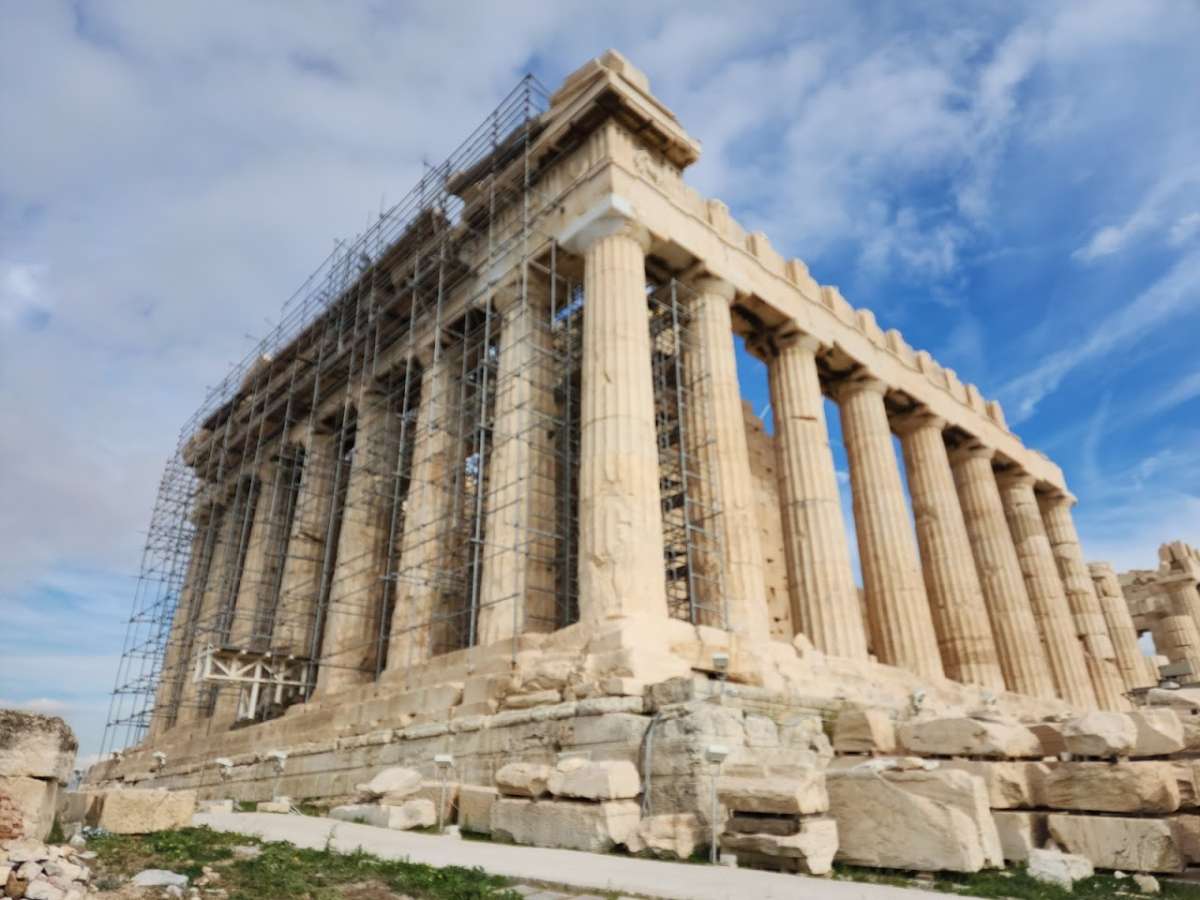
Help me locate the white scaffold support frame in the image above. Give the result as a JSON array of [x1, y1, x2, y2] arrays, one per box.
[[195, 644, 312, 722]]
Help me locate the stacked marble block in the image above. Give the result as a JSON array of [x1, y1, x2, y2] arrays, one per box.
[[716, 772, 837, 874], [328, 767, 441, 831], [0, 712, 77, 842], [832, 706, 1200, 875], [489, 759, 646, 853]]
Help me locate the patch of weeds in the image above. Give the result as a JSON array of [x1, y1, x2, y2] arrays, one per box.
[[834, 862, 1200, 900], [47, 816, 65, 844], [236, 800, 257, 812], [88, 827, 523, 900]]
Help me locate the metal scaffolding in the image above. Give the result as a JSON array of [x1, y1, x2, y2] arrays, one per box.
[[102, 74, 725, 754]]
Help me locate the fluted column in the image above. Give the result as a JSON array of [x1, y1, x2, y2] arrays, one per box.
[[835, 376, 942, 679], [998, 472, 1096, 708], [897, 413, 1004, 689], [950, 446, 1055, 698], [766, 334, 867, 658], [386, 357, 457, 677], [273, 429, 339, 658], [316, 391, 397, 695], [1039, 494, 1127, 709], [678, 278, 768, 641], [573, 214, 668, 625], [477, 281, 559, 645], [1165, 575, 1200, 633], [150, 504, 219, 737], [1088, 562, 1155, 689]]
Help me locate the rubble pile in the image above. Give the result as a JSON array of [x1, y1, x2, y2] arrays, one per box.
[[716, 771, 837, 875], [0, 838, 91, 900]]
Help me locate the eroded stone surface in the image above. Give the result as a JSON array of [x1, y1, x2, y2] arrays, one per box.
[[490, 798, 640, 852], [897, 715, 1040, 759], [1048, 813, 1185, 873]]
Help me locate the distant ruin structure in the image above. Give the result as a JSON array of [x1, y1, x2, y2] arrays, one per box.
[[95, 52, 1190, 817]]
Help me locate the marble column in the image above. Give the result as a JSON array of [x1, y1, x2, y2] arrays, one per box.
[[896, 413, 1004, 689], [682, 277, 771, 643], [1039, 494, 1127, 709], [150, 504, 219, 737], [1088, 562, 1155, 690], [316, 390, 397, 695], [386, 356, 457, 677], [476, 281, 559, 645], [835, 376, 942, 679], [1165, 575, 1200, 634], [574, 215, 668, 625], [273, 429, 339, 659], [950, 446, 1055, 698], [766, 334, 867, 659], [176, 479, 254, 723], [998, 471, 1096, 708]]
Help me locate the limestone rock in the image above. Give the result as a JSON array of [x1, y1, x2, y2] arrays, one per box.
[[196, 799, 234, 814], [1133, 873, 1161, 894], [897, 715, 1040, 759], [495, 762, 553, 798], [939, 761, 1044, 810], [832, 709, 896, 754], [1169, 814, 1200, 863], [1048, 813, 1185, 873], [1028, 722, 1066, 757], [0, 775, 58, 842], [727, 813, 801, 836], [1130, 709, 1185, 757], [490, 798, 640, 852], [717, 772, 827, 816], [1041, 762, 1180, 814], [131, 869, 189, 887], [548, 759, 640, 801], [457, 785, 498, 834], [827, 767, 1002, 872], [356, 767, 421, 801], [992, 810, 1047, 862], [624, 813, 702, 859], [1062, 711, 1137, 758], [94, 788, 196, 834], [720, 817, 838, 876], [409, 780, 457, 825], [330, 799, 435, 830], [25, 879, 66, 900], [0, 711, 77, 782], [1027, 847, 1094, 888], [256, 800, 290, 814]]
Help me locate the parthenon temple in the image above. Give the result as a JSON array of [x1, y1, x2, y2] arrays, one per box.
[[94, 53, 1200, 856]]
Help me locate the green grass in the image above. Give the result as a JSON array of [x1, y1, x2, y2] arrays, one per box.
[[834, 862, 1200, 899], [87, 826, 522, 900]]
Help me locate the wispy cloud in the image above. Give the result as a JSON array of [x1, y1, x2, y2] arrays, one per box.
[[1001, 251, 1200, 422], [1073, 165, 1200, 262]]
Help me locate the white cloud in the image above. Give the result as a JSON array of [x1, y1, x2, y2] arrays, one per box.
[[1073, 165, 1200, 262]]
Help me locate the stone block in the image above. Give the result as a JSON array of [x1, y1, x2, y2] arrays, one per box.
[[832, 709, 895, 754], [356, 767, 421, 801], [1048, 813, 1185, 873], [1130, 709, 1185, 757], [717, 772, 827, 816], [0, 776, 57, 841], [939, 760, 1043, 810], [503, 690, 562, 710], [495, 763, 553, 798], [1028, 722, 1066, 757], [256, 800, 290, 814], [897, 715, 1040, 759], [330, 799, 435, 830], [624, 812, 702, 859], [1169, 814, 1200, 863], [727, 813, 800, 836], [827, 767, 1002, 872], [548, 759, 640, 801], [1062, 711, 1136, 757], [720, 816, 838, 876], [1041, 762, 1180, 814], [94, 788, 196, 834], [458, 785, 498, 834], [992, 810, 1047, 862], [0, 711, 77, 782], [410, 780, 458, 824], [490, 798, 640, 852], [197, 799, 234, 814], [1028, 847, 1094, 888]]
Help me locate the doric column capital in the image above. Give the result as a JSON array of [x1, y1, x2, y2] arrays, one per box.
[[948, 442, 996, 465], [1038, 488, 1078, 509], [891, 408, 946, 436], [830, 374, 888, 402], [995, 468, 1037, 490], [558, 194, 651, 254], [692, 275, 737, 303]]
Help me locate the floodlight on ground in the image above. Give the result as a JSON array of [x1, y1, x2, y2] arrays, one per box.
[[704, 743, 729, 864]]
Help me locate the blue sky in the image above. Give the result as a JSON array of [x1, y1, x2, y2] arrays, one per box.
[[2, 2, 1198, 760]]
